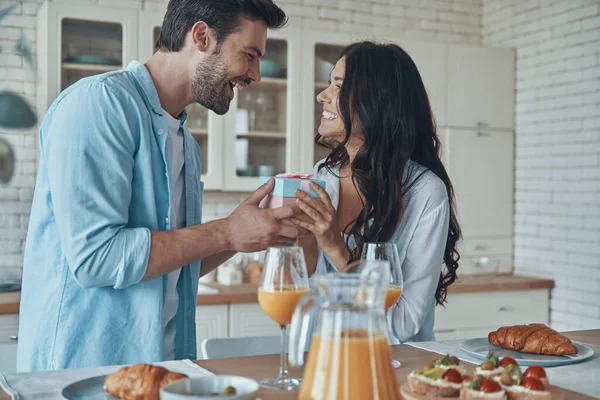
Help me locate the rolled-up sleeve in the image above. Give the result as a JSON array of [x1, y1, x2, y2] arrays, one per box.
[[42, 81, 151, 289], [390, 198, 450, 342]]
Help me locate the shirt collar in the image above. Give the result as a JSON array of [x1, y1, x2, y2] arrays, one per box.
[[127, 61, 189, 124]]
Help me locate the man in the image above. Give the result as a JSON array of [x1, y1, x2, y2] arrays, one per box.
[[17, 0, 293, 372]]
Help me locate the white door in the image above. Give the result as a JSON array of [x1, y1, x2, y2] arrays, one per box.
[[447, 129, 514, 239], [139, 10, 224, 189], [447, 45, 515, 130]]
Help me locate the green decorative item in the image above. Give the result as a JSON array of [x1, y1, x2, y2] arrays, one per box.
[[0, 92, 37, 128], [259, 59, 282, 78]]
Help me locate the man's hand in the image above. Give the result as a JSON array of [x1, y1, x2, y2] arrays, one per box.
[[225, 178, 299, 252]]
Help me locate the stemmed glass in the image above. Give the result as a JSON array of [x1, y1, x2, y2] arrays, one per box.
[[257, 246, 310, 390], [361, 242, 404, 368]]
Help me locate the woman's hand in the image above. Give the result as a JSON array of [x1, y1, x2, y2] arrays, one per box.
[[290, 183, 349, 269]]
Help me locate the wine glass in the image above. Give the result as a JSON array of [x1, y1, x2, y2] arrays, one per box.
[[257, 245, 310, 390], [361, 242, 404, 368]]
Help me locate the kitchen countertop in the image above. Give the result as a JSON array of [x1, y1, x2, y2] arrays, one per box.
[[0, 274, 554, 314]]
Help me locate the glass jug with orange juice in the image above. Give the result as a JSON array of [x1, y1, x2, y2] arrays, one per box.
[[288, 262, 401, 400]]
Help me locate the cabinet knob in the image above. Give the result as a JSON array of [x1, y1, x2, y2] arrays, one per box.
[[9, 335, 18, 341]]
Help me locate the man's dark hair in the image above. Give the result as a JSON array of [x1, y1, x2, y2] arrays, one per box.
[[156, 0, 287, 52]]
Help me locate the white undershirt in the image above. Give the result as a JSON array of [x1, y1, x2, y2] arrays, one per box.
[[162, 109, 186, 360]]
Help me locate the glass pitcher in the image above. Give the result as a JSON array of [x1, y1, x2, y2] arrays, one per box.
[[288, 262, 401, 400]]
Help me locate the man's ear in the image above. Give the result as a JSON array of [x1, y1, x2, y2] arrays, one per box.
[[191, 21, 212, 53]]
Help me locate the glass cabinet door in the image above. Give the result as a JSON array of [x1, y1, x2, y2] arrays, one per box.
[[139, 11, 222, 189], [39, 3, 138, 111], [61, 19, 123, 91], [223, 30, 300, 192]]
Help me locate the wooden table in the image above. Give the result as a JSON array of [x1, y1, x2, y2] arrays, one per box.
[[194, 330, 598, 400], [0, 330, 597, 399]]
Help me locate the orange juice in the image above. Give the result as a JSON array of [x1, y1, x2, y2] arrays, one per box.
[[384, 285, 403, 309], [299, 329, 401, 400], [258, 285, 310, 326]]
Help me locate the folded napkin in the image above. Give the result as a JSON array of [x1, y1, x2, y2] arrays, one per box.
[[0, 359, 213, 400], [408, 340, 600, 398]]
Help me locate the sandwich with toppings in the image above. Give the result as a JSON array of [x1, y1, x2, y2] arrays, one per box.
[[496, 364, 551, 400], [475, 352, 519, 379], [407, 363, 464, 397], [460, 375, 507, 400]]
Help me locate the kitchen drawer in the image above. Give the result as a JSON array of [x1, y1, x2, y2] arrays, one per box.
[[459, 254, 512, 275], [435, 290, 549, 332], [0, 314, 19, 345], [459, 238, 512, 257], [0, 343, 17, 373], [229, 303, 281, 338]]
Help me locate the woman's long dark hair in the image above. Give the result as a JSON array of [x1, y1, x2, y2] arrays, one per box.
[[317, 41, 461, 306]]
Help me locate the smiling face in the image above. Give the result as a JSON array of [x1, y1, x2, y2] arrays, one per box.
[[316, 57, 347, 142], [191, 17, 266, 115]]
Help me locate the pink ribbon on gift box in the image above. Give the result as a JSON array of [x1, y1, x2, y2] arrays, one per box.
[[275, 172, 313, 179]]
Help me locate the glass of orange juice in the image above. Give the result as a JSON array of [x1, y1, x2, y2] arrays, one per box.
[[257, 245, 310, 390], [361, 242, 404, 368]]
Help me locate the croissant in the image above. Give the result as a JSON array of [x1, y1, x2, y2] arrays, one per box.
[[488, 324, 578, 355], [104, 363, 188, 400]]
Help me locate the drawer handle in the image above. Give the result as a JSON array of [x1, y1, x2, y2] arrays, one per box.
[[476, 132, 491, 137], [474, 245, 488, 250], [476, 121, 489, 127], [9, 335, 18, 341], [497, 306, 513, 312]]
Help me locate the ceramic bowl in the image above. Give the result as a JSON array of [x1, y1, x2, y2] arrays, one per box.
[[259, 59, 281, 78], [160, 375, 259, 400]]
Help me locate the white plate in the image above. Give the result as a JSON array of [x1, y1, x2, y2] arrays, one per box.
[[459, 338, 594, 367], [61, 375, 118, 399]]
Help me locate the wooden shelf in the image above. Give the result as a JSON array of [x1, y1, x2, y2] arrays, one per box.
[[237, 131, 286, 139], [62, 62, 121, 72], [255, 77, 287, 87], [189, 128, 208, 136]]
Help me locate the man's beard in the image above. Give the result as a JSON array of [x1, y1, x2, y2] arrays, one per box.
[[191, 49, 231, 115]]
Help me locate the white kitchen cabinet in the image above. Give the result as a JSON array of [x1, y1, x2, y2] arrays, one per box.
[[447, 45, 515, 130], [195, 305, 228, 359], [37, 2, 138, 114], [222, 27, 304, 191], [0, 314, 19, 373], [396, 40, 448, 127], [229, 303, 281, 337], [446, 129, 514, 239], [435, 290, 549, 334]]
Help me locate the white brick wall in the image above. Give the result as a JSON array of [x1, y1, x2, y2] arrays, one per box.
[[0, 0, 483, 272], [484, 0, 600, 331]]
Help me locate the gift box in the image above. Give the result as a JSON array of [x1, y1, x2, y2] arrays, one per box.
[[259, 173, 327, 222]]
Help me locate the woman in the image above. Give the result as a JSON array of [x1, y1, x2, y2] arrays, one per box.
[[290, 41, 461, 343]]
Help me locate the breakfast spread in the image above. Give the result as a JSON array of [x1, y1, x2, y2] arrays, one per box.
[[104, 363, 187, 400], [488, 324, 578, 355]]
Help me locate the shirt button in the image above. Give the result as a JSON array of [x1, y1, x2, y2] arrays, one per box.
[[165, 217, 169, 224], [157, 129, 164, 135]]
